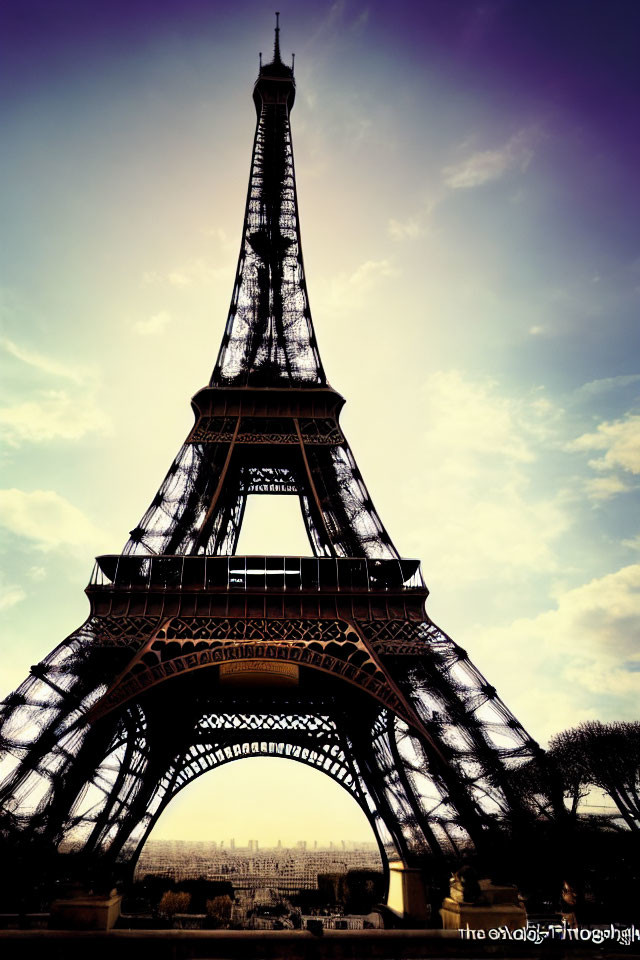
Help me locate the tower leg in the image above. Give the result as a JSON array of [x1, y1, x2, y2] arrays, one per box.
[[49, 886, 122, 930], [440, 876, 526, 931], [386, 861, 433, 925]]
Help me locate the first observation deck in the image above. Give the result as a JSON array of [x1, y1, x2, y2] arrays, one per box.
[[87, 556, 429, 621]]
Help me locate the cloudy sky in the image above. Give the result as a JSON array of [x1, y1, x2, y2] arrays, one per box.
[[1, 0, 639, 845]]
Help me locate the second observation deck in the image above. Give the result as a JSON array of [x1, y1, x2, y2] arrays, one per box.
[[91, 555, 425, 592]]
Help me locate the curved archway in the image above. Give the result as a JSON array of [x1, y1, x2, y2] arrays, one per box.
[[140, 755, 383, 851], [126, 711, 393, 882], [132, 755, 387, 907]]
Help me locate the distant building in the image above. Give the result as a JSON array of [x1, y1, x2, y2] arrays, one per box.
[[134, 840, 382, 891]]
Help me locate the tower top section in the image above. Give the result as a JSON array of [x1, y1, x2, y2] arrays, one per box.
[[254, 12, 295, 114], [212, 13, 324, 389]]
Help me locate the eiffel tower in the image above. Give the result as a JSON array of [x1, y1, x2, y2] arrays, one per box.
[[0, 16, 546, 919]]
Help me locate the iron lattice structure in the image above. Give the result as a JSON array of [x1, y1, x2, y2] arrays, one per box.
[[0, 23, 546, 886]]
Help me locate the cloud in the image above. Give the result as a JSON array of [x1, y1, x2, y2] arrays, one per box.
[[442, 128, 540, 190], [0, 580, 26, 613], [133, 310, 172, 336], [0, 337, 90, 384], [320, 259, 398, 315], [0, 335, 109, 446], [388, 217, 424, 241], [421, 370, 535, 463], [0, 488, 109, 552], [472, 564, 640, 742], [202, 227, 237, 252], [142, 256, 232, 289], [167, 259, 229, 287], [403, 371, 568, 583], [168, 271, 191, 287], [0, 390, 111, 445], [141, 228, 237, 290], [573, 374, 640, 399], [584, 475, 633, 501], [569, 413, 640, 475]]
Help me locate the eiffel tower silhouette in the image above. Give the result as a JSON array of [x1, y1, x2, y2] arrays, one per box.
[[0, 15, 547, 920]]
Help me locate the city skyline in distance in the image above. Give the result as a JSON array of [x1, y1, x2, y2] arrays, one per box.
[[141, 838, 378, 851]]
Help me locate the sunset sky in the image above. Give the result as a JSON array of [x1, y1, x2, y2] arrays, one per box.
[[1, 0, 639, 845]]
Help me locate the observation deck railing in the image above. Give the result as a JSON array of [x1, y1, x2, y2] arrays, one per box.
[[88, 555, 425, 594]]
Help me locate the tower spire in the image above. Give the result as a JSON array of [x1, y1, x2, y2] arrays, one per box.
[[274, 11, 282, 63], [215, 14, 314, 388]]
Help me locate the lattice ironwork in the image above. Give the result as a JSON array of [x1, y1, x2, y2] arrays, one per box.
[[0, 20, 555, 900], [212, 79, 323, 386], [89, 616, 414, 723], [188, 416, 343, 446]]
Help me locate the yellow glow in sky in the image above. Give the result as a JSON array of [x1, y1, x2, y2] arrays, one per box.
[[148, 757, 376, 847]]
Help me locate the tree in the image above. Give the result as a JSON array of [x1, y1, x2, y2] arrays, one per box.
[[506, 750, 588, 820], [206, 894, 233, 928], [158, 890, 191, 917], [176, 876, 233, 913], [549, 721, 640, 831]]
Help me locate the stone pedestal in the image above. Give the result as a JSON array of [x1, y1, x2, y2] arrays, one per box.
[[386, 861, 431, 925], [440, 877, 526, 931], [49, 887, 122, 930]]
